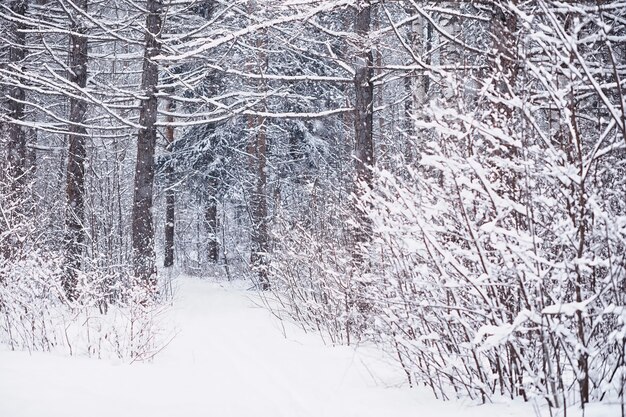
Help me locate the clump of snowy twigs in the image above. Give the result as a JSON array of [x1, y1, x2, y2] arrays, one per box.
[[359, 161, 625, 407], [0, 180, 167, 362], [268, 182, 365, 345], [0, 254, 168, 361]]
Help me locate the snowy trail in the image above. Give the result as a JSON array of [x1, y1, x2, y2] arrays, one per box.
[[0, 278, 418, 417], [0, 277, 580, 417], [149, 277, 424, 417]]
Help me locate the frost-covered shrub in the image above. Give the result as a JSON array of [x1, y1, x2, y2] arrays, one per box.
[[269, 188, 362, 345], [0, 253, 167, 361], [0, 253, 64, 352], [267, 2, 626, 411], [362, 161, 625, 405], [0, 142, 167, 361], [356, 1, 626, 406]]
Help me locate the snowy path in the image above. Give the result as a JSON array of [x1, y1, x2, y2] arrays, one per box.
[[0, 277, 587, 417]]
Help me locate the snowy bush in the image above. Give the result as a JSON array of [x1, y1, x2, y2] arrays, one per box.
[[267, 2, 626, 411], [362, 160, 625, 405], [362, 2, 626, 406], [269, 184, 361, 345], [0, 254, 167, 361], [0, 174, 167, 361]]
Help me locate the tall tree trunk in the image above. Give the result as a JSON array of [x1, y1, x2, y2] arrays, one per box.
[[205, 177, 219, 263], [246, 0, 270, 290], [132, 0, 162, 289], [352, 0, 374, 260], [492, 6, 518, 120], [402, 10, 428, 165], [2, 0, 28, 261], [63, 0, 89, 301], [373, 9, 385, 166], [247, 112, 269, 289], [163, 98, 175, 268], [6, 0, 27, 193]]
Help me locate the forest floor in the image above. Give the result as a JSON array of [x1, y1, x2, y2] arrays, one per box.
[[0, 276, 619, 417]]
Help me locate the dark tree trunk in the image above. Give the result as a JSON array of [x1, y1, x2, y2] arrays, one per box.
[[492, 6, 518, 120], [247, 113, 270, 290], [6, 0, 27, 192], [2, 0, 28, 261], [132, 0, 162, 289], [163, 98, 175, 268], [63, 0, 89, 301], [205, 179, 219, 263], [352, 0, 374, 259], [245, 1, 270, 290], [402, 12, 430, 165]]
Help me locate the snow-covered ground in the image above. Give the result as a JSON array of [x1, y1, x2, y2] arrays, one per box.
[[0, 277, 619, 417]]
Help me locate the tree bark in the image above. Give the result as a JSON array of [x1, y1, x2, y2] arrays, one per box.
[[63, 0, 89, 301], [402, 10, 429, 165], [492, 5, 518, 120], [352, 0, 374, 260], [246, 0, 270, 290], [2, 0, 28, 261], [247, 113, 270, 289], [6, 0, 27, 193], [163, 98, 175, 268], [205, 178, 219, 263], [132, 0, 162, 289]]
